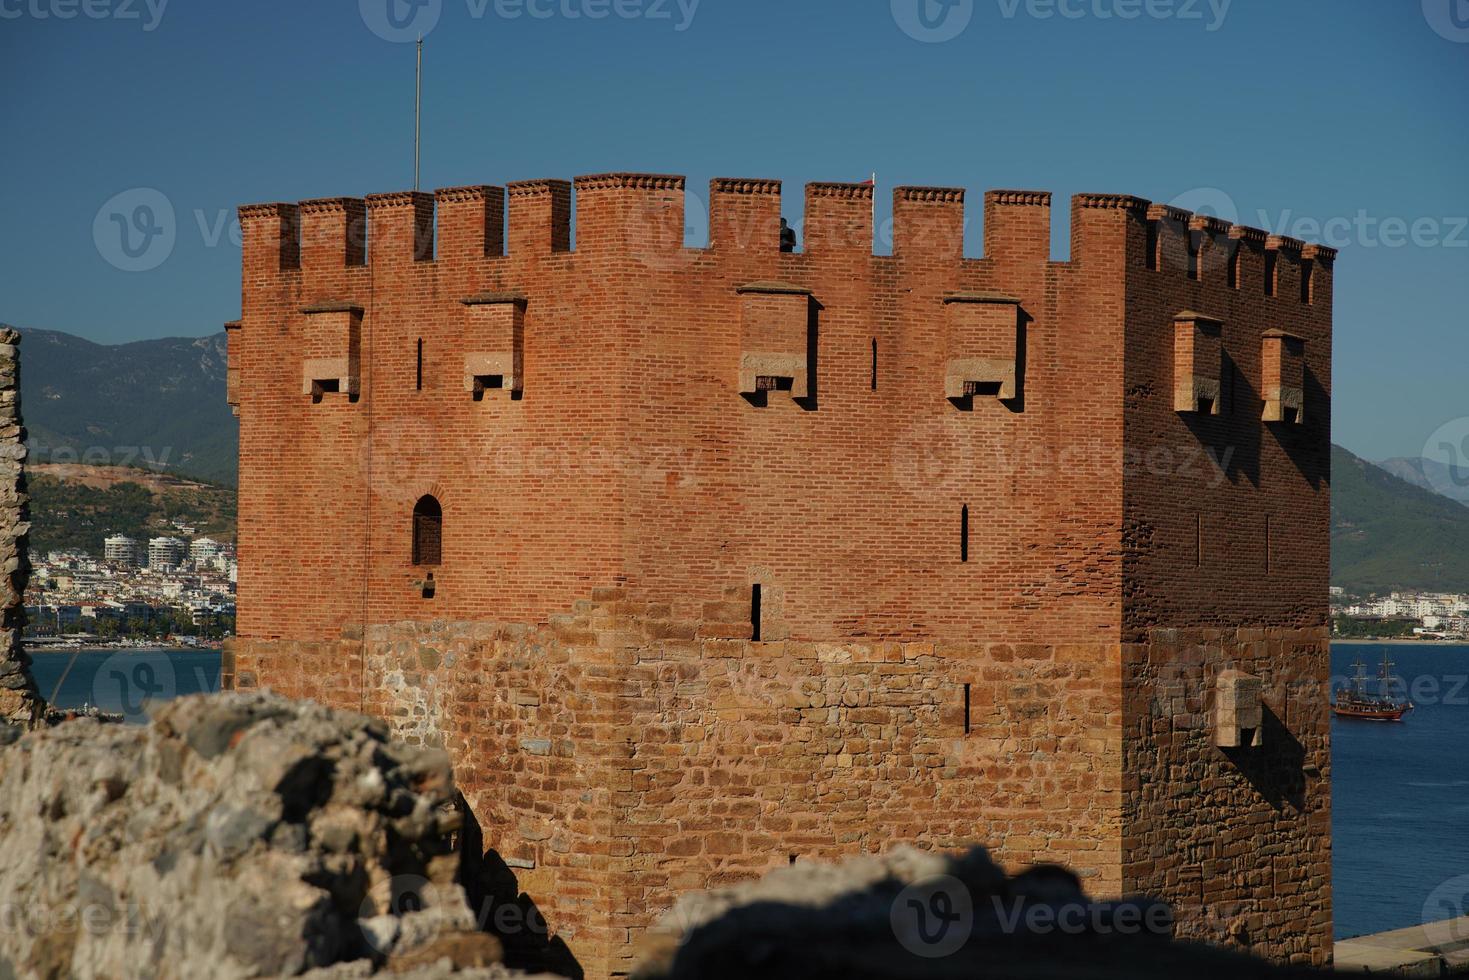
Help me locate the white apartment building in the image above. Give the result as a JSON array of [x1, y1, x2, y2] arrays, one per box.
[[189, 536, 223, 564], [148, 536, 187, 569], [103, 535, 144, 566]]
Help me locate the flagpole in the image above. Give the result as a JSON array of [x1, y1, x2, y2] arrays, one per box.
[[414, 36, 423, 191]]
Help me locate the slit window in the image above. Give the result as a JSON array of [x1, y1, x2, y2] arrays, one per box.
[[416, 338, 424, 391], [1227, 245, 1241, 289], [1264, 251, 1277, 297], [1264, 516, 1272, 574], [1145, 221, 1159, 271], [412, 495, 443, 567], [1186, 231, 1202, 281], [963, 683, 971, 735], [961, 505, 970, 563], [750, 584, 762, 641], [1301, 260, 1314, 305], [871, 338, 878, 391]]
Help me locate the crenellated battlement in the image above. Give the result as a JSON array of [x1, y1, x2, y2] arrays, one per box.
[[237, 173, 1337, 303]]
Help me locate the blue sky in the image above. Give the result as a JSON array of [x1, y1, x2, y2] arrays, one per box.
[[1, 0, 1465, 462]]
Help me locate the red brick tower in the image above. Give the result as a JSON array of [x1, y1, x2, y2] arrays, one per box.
[[228, 173, 1333, 975]]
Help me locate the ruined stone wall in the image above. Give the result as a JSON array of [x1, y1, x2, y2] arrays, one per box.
[[0, 329, 40, 727]]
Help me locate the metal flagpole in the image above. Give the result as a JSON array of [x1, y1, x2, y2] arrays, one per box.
[[414, 36, 423, 191]]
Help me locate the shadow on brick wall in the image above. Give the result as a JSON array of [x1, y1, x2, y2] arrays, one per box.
[[455, 794, 585, 979], [1220, 706, 1307, 813]]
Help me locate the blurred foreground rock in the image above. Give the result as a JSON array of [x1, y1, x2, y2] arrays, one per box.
[[633, 845, 1325, 980], [0, 693, 559, 980]]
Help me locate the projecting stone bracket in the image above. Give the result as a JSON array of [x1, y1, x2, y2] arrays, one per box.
[[463, 353, 521, 399], [943, 292, 1025, 410], [736, 281, 817, 406], [1261, 329, 1306, 426], [300, 302, 363, 400], [1215, 669, 1264, 749], [1173, 311, 1223, 416], [944, 358, 1016, 402], [739, 352, 808, 401], [462, 291, 526, 401]]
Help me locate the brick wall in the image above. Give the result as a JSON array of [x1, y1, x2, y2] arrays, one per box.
[[232, 592, 1124, 979], [230, 173, 1334, 976]]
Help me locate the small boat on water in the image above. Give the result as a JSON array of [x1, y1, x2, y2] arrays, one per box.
[[1333, 653, 1413, 721]]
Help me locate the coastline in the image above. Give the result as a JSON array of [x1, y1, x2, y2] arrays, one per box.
[[1332, 637, 1469, 647], [27, 644, 221, 655]]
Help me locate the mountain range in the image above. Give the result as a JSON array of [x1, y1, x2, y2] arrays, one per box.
[[10, 326, 238, 486], [9, 324, 1469, 594]]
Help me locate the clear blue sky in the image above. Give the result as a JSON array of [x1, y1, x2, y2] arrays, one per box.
[[1, 0, 1465, 461]]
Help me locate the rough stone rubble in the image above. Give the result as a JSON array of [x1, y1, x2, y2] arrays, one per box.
[[0, 327, 41, 727], [0, 692, 557, 980], [632, 845, 1326, 980]]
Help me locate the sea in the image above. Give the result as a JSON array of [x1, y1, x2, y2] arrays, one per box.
[[25, 642, 1469, 940]]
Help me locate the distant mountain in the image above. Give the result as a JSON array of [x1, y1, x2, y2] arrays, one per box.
[[1377, 456, 1469, 507], [10, 326, 238, 486], [1333, 444, 1469, 594]]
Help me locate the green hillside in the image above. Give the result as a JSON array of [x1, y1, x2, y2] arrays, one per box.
[[13, 326, 238, 486], [1332, 444, 1469, 594], [26, 467, 237, 558]]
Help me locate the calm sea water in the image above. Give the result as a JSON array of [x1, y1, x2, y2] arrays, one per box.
[[1331, 642, 1469, 939], [21, 643, 1468, 938], [29, 649, 221, 724]]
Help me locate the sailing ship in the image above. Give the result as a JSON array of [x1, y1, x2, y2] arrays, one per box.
[[1332, 653, 1412, 721]]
